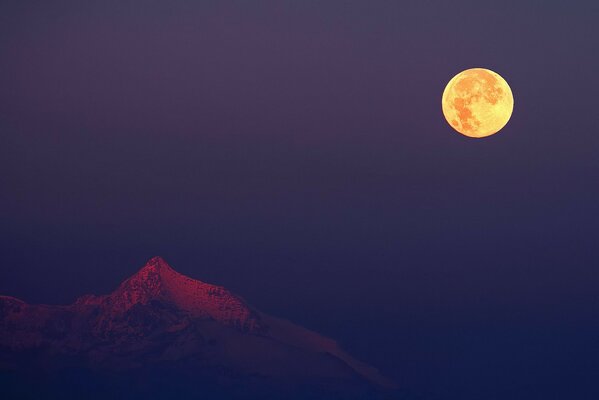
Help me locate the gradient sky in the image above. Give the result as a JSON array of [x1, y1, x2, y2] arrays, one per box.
[[1, 1, 599, 399]]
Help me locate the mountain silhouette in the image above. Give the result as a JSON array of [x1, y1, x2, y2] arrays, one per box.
[[0, 257, 398, 399]]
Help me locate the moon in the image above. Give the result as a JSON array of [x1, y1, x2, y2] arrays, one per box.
[[442, 68, 514, 138]]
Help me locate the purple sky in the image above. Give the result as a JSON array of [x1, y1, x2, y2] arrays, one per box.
[[2, 1, 599, 399]]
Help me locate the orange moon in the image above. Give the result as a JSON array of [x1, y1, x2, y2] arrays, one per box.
[[442, 68, 514, 138]]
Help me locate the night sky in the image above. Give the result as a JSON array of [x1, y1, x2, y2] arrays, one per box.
[[2, 1, 599, 399]]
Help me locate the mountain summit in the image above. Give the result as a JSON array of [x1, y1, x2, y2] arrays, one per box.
[[76, 256, 263, 333], [0, 257, 394, 399]]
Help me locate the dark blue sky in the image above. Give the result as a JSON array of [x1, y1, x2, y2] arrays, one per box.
[[1, 1, 599, 398]]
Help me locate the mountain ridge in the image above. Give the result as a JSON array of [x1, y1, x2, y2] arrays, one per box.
[[0, 256, 394, 397]]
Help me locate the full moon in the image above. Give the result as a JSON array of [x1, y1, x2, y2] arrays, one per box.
[[442, 68, 514, 138]]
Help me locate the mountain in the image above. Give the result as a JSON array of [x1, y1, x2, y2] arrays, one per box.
[[0, 257, 397, 399]]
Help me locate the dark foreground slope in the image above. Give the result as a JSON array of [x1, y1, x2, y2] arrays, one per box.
[[1, 257, 403, 399]]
